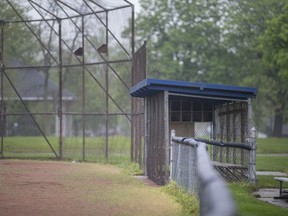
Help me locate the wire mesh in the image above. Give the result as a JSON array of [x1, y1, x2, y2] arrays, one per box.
[[171, 136, 239, 215], [171, 124, 254, 193], [212, 102, 249, 180], [0, 0, 134, 161], [171, 131, 255, 201], [171, 139, 199, 194], [194, 122, 212, 139]]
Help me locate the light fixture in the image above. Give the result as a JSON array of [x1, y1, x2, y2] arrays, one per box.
[[73, 47, 83, 56], [97, 44, 107, 54]]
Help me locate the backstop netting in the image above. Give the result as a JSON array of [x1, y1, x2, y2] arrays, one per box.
[[0, 0, 134, 161]]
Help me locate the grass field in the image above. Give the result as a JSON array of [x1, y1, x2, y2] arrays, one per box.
[[1, 136, 131, 163], [2, 136, 287, 158], [230, 137, 288, 216], [257, 155, 288, 172], [256, 137, 288, 173], [1, 136, 288, 215], [257, 138, 288, 154], [230, 183, 288, 216]]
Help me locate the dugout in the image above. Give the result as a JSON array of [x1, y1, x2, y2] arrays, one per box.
[[130, 78, 257, 185]]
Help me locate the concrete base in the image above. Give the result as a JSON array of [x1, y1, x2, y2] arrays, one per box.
[[254, 188, 288, 209]]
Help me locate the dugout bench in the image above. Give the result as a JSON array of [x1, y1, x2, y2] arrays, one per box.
[[274, 177, 288, 199]]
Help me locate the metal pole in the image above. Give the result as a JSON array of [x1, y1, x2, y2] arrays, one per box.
[[0, 21, 4, 158], [170, 129, 176, 180], [245, 99, 253, 167], [82, 16, 86, 161], [247, 98, 253, 133], [58, 18, 63, 160], [130, 3, 136, 160], [249, 127, 257, 183], [131, 4, 135, 57], [105, 10, 109, 161], [130, 106, 134, 162]]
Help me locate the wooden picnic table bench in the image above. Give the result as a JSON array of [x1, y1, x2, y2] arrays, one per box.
[[274, 177, 288, 199], [212, 161, 247, 181]]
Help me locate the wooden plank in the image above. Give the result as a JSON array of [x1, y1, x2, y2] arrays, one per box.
[[212, 161, 245, 168]]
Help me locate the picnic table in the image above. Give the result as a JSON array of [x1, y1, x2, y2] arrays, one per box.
[[274, 177, 288, 199]]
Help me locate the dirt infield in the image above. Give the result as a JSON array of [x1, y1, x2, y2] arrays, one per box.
[[0, 160, 180, 216]]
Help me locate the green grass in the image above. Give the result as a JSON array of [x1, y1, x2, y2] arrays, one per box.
[[257, 175, 283, 188], [256, 137, 288, 173], [257, 155, 288, 172], [2, 136, 288, 215], [163, 182, 199, 216], [230, 182, 288, 216], [257, 138, 288, 154], [1, 136, 131, 163], [231, 138, 288, 215]]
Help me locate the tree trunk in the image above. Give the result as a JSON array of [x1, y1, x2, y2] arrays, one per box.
[[272, 108, 283, 137]]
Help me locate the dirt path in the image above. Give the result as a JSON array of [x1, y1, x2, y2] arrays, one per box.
[[0, 160, 181, 216]]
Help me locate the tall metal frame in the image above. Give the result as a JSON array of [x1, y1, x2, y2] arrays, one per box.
[[0, 20, 4, 158], [0, 0, 135, 160]]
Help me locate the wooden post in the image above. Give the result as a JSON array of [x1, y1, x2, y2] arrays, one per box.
[[144, 97, 148, 176], [164, 91, 169, 184]]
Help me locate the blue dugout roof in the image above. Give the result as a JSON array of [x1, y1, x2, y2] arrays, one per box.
[[130, 79, 257, 100]]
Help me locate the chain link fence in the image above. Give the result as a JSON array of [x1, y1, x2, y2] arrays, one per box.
[[170, 136, 199, 194], [0, 1, 134, 161], [171, 131, 238, 216], [171, 128, 257, 216]]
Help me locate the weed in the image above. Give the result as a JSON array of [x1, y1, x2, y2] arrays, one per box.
[[163, 181, 199, 216]]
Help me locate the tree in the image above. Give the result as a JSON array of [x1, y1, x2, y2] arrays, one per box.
[[258, 2, 288, 136], [136, 0, 231, 82], [225, 0, 288, 136], [135, 0, 288, 136], [0, 1, 36, 63], [1, 1, 40, 136]]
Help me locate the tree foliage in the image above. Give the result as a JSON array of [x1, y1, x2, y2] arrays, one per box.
[[259, 2, 288, 82], [135, 0, 288, 136], [258, 1, 288, 136], [226, 0, 288, 136], [0, 1, 36, 63], [136, 0, 226, 82]]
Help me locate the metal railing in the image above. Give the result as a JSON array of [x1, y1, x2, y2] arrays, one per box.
[[170, 129, 257, 216]]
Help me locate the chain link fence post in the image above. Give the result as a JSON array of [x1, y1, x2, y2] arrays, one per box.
[[170, 129, 176, 180], [248, 127, 257, 183]]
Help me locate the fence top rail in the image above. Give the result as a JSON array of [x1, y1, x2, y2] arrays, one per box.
[[195, 138, 252, 151], [172, 136, 252, 151], [172, 137, 203, 148], [171, 134, 238, 216]]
